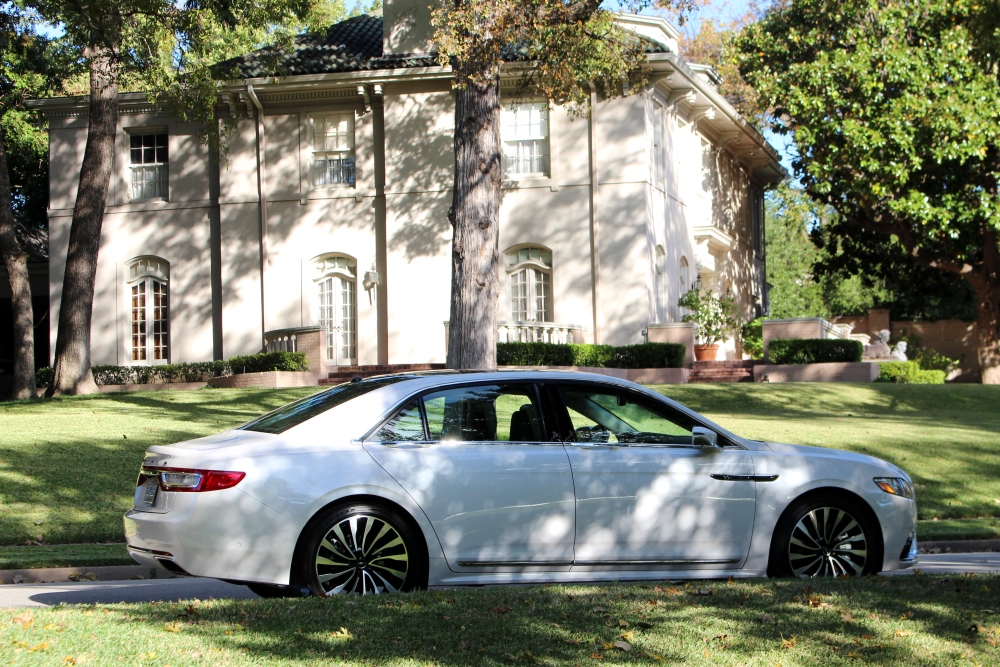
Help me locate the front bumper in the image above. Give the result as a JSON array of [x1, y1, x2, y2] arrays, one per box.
[[123, 487, 302, 585]]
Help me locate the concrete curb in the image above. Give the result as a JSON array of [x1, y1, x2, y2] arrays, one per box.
[[0, 565, 176, 585], [919, 538, 1000, 554]]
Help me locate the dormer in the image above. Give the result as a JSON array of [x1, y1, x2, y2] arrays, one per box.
[[614, 14, 679, 55]]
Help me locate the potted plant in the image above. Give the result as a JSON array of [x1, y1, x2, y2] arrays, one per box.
[[678, 288, 739, 361]]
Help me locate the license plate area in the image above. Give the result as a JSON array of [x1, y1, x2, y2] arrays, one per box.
[[134, 470, 167, 512]]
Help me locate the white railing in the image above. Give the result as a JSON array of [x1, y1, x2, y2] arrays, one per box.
[[498, 322, 585, 344], [264, 333, 297, 353]]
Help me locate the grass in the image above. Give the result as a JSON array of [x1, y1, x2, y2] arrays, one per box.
[[4, 576, 1000, 666], [917, 519, 1000, 543], [0, 543, 132, 570], [1, 383, 999, 548]]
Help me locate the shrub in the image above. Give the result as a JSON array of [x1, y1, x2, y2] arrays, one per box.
[[86, 352, 307, 386], [914, 369, 947, 384], [897, 328, 960, 374], [497, 342, 685, 369], [768, 338, 863, 365], [613, 343, 686, 369], [876, 361, 920, 383], [740, 318, 764, 360], [228, 351, 308, 374], [35, 367, 53, 387], [678, 289, 738, 345]]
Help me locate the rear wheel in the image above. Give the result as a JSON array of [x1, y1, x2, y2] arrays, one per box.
[[768, 494, 882, 578], [296, 503, 427, 595]]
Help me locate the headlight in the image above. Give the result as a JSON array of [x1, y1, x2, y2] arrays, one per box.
[[874, 477, 914, 499]]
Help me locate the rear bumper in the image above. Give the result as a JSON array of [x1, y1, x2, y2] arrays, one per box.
[[123, 488, 303, 585]]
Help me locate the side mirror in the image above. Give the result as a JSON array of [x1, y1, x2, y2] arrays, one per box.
[[692, 426, 719, 448]]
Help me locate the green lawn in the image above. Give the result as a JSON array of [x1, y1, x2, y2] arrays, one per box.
[[0, 543, 132, 570], [1, 383, 998, 548], [4, 576, 1000, 666]]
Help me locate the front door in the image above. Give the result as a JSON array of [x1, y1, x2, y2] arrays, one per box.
[[364, 382, 576, 570], [318, 273, 356, 366], [553, 383, 756, 567]]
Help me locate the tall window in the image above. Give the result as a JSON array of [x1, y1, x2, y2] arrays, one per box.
[[126, 256, 169, 363], [129, 131, 168, 200], [506, 246, 552, 322], [315, 255, 357, 365], [502, 102, 549, 176], [310, 114, 355, 187], [654, 245, 666, 322]]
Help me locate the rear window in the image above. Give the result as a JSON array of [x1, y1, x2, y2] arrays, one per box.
[[239, 378, 406, 434]]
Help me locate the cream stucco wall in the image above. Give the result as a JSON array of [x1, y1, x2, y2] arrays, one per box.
[[41, 50, 779, 369]]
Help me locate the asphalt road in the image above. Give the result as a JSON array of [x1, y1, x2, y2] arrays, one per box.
[[2, 553, 998, 608]]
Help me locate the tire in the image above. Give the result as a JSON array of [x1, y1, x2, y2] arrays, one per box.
[[295, 502, 427, 596], [768, 493, 882, 578], [246, 583, 309, 598]]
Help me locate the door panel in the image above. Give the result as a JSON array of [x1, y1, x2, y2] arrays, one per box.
[[557, 384, 756, 565], [364, 384, 575, 570]]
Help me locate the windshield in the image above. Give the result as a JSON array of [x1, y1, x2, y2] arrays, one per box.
[[239, 377, 406, 434]]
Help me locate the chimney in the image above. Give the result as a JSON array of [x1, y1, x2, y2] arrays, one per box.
[[383, 0, 435, 56]]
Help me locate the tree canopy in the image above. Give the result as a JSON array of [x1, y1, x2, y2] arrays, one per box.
[[735, 0, 1000, 382]]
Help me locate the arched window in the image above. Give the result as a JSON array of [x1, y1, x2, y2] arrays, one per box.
[[654, 245, 667, 322], [314, 254, 357, 365], [506, 246, 552, 322], [126, 256, 169, 363]]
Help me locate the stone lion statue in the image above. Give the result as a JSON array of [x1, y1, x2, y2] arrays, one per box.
[[863, 330, 894, 359]]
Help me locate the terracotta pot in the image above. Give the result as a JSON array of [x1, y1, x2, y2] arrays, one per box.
[[694, 344, 720, 361]]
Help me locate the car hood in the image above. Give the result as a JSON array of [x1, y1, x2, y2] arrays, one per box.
[[761, 441, 909, 480]]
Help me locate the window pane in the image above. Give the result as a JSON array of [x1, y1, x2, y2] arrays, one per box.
[[510, 270, 527, 321], [151, 279, 169, 361], [559, 386, 694, 445], [534, 269, 552, 322], [131, 282, 147, 361], [502, 102, 549, 176], [423, 384, 541, 442], [240, 378, 407, 434], [371, 402, 425, 442]]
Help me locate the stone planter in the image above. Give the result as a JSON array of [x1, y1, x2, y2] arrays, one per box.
[[694, 344, 719, 361]]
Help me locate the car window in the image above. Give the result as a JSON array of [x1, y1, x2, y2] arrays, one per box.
[[240, 377, 406, 435], [423, 384, 542, 442], [370, 401, 425, 442], [559, 385, 695, 445]]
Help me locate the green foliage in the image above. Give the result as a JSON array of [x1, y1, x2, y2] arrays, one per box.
[[877, 362, 921, 384], [897, 329, 960, 374], [877, 361, 947, 384], [431, 0, 661, 113], [228, 351, 309, 374], [36, 352, 309, 387], [768, 338, 863, 365], [734, 0, 1000, 359], [678, 288, 739, 345], [763, 184, 829, 319], [740, 318, 763, 360], [496, 342, 685, 369]]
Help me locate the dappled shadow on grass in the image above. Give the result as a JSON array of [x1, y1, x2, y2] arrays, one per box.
[[34, 576, 1000, 666], [0, 388, 321, 545]]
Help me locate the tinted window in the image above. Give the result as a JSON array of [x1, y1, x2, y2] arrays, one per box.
[[423, 384, 542, 442], [370, 401, 426, 442], [559, 385, 696, 445], [240, 378, 406, 434]]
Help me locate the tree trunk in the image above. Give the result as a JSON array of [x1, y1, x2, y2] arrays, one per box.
[[0, 134, 35, 400], [446, 73, 502, 370], [48, 41, 120, 396], [976, 228, 1000, 384]]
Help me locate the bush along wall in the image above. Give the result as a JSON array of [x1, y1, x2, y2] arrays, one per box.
[[497, 342, 685, 369], [767, 338, 863, 365], [35, 352, 309, 387], [876, 361, 946, 384]]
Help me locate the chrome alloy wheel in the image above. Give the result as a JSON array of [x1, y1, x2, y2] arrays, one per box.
[[314, 514, 409, 594], [788, 506, 868, 577]]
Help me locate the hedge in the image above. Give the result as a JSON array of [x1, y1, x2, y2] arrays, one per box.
[[876, 362, 946, 384], [35, 351, 308, 387], [767, 338, 863, 365], [496, 342, 685, 369]]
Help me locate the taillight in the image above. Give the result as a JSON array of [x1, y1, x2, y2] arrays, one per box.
[[143, 467, 246, 492]]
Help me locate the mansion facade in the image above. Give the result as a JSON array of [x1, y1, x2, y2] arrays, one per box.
[[32, 2, 783, 370]]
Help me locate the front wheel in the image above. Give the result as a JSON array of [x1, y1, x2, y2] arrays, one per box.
[[296, 503, 427, 596], [768, 494, 882, 578]]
